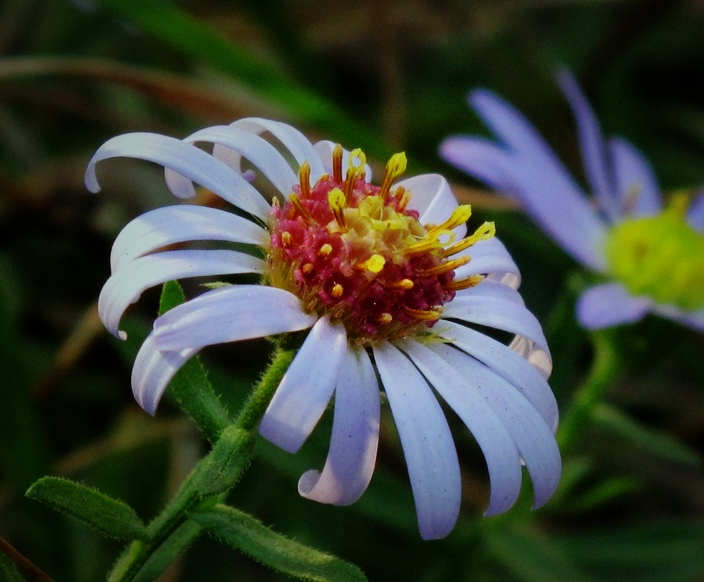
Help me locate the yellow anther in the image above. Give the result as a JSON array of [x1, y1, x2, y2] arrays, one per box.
[[429, 205, 473, 235], [332, 283, 344, 298], [404, 306, 441, 322], [447, 274, 484, 291], [328, 187, 347, 228], [298, 162, 311, 198], [281, 231, 292, 247], [319, 243, 333, 256], [418, 256, 469, 277], [378, 313, 393, 324], [362, 254, 386, 273], [302, 263, 314, 274], [381, 278, 414, 290], [441, 222, 495, 258], [332, 145, 344, 182], [290, 194, 314, 223], [379, 152, 407, 200], [345, 148, 367, 196]]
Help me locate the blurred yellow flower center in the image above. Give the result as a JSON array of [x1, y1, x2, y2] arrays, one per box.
[[605, 194, 704, 310]]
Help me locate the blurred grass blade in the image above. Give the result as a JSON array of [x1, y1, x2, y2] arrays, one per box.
[[26, 477, 147, 541], [192, 503, 367, 582], [97, 0, 387, 157]]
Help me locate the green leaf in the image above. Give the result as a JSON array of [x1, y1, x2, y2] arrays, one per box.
[[191, 503, 367, 582], [158, 281, 231, 443], [26, 477, 147, 541], [592, 403, 701, 467], [0, 550, 25, 582]]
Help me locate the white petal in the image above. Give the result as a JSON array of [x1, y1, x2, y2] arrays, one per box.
[[576, 283, 651, 329], [259, 316, 347, 454], [99, 250, 265, 339], [397, 174, 467, 239], [400, 339, 522, 516], [131, 332, 198, 415], [232, 118, 326, 181], [181, 125, 299, 196], [153, 285, 317, 351], [298, 347, 380, 505], [437, 320, 558, 431], [86, 132, 271, 220], [609, 137, 661, 218], [426, 342, 560, 509], [373, 342, 461, 540], [313, 141, 373, 183], [453, 236, 521, 288], [110, 205, 267, 272]]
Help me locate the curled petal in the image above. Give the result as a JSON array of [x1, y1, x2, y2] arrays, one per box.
[[397, 174, 467, 239], [132, 333, 198, 415], [437, 320, 558, 431], [400, 340, 522, 516], [609, 137, 661, 218], [180, 125, 299, 196], [100, 250, 265, 339], [259, 316, 348, 454], [576, 283, 651, 330], [298, 347, 380, 505], [85, 132, 271, 220], [373, 342, 461, 540], [110, 205, 267, 272], [153, 285, 317, 351]]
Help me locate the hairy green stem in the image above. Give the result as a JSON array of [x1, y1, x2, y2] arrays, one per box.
[[107, 345, 296, 582]]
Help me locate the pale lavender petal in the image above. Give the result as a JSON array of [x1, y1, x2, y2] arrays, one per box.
[[259, 316, 347, 454], [110, 205, 267, 272], [313, 141, 373, 182], [557, 70, 620, 221], [85, 132, 271, 220], [452, 279, 525, 304], [576, 282, 651, 329], [298, 347, 380, 505], [99, 250, 266, 339], [439, 136, 518, 193], [180, 125, 299, 196], [453, 237, 521, 289], [397, 174, 467, 239], [400, 340, 522, 515], [427, 342, 560, 509], [153, 285, 317, 351], [651, 303, 704, 332], [131, 332, 198, 415], [609, 137, 661, 218], [468, 90, 609, 271], [687, 189, 704, 231], [232, 118, 326, 180], [373, 342, 461, 540], [437, 320, 558, 431]]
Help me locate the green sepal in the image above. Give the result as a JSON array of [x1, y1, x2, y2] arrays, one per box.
[[191, 503, 367, 582], [26, 476, 147, 541], [158, 280, 231, 444]]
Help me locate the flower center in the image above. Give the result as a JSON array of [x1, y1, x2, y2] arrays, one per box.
[[605, 193, 704, 310], [267, 146, 495, 344]]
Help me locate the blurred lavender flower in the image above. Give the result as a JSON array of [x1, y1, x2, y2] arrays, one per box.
[[86, 118, 560, 539], [441, 71, 704, 332]]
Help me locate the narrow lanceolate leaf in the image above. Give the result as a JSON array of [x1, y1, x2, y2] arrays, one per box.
[[191, 504, 367, 582], [0, 549, 25, 582], [26, 477, 147, 541], [158, 280, 231, 443]]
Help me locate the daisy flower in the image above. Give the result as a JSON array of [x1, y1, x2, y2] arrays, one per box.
[[86, 118, 560, 539], [440, 71, 704, 332]]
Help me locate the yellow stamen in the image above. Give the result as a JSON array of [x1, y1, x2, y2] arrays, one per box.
[[302, 263, 313, 274], [379, 152, 407, 200], [404, 235, 443, 255], [332, 283, 344, 298], [298, 162, 311, 198], [345, 148, 367, 196], [281, 231, 292, 247], [394, 186, 410, 211], [362, 254, 386, 273], [404, 306, 441, 321], [428, 205, 473, 235], [290, 194, 314, 223], [447, 274, 484, 291], [328, 188, 347, 229], [441, 222, 495, 258], [418, 256, 469, 277], [332, 145, 343, 183], [378, 313, 393, 324], [319, 243, 333, 256], [381, 278, 414, 290]]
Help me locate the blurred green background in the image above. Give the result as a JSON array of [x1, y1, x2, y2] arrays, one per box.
[[1, 0, 704, 580]]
